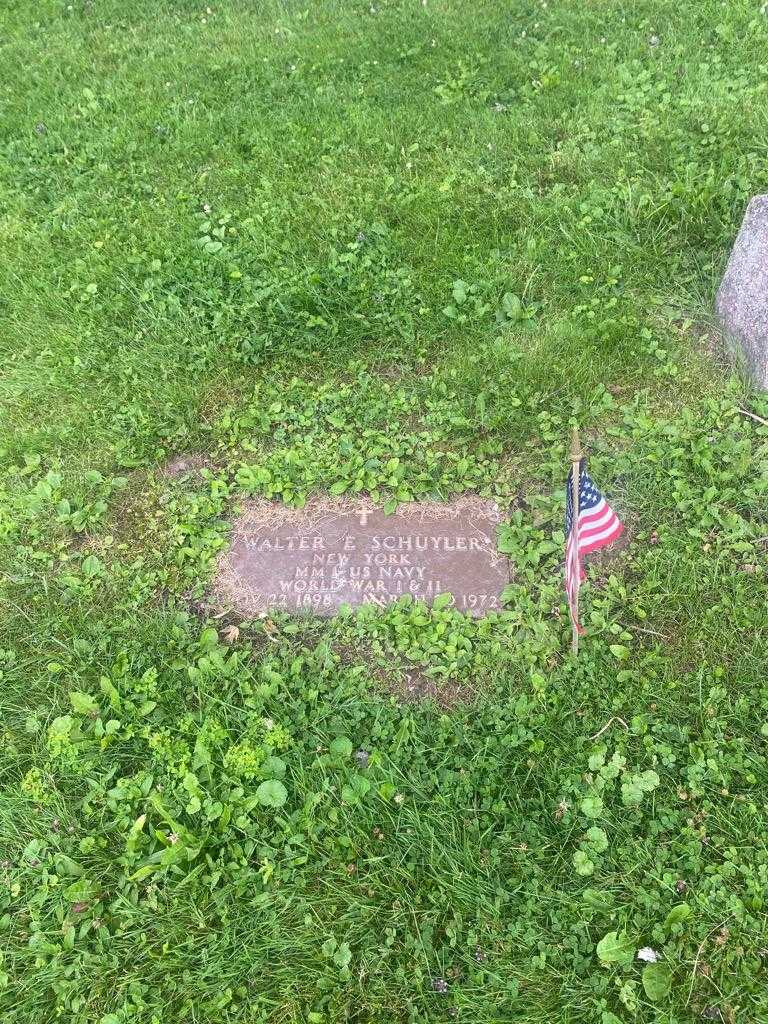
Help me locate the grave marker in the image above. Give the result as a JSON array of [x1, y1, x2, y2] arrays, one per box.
[[716, 194, 768, 389], [214, 496, 509, 618]]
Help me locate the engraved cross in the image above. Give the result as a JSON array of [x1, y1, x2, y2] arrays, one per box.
[[357, 506, 372, 526]]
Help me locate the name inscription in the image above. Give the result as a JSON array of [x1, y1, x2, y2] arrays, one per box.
[[215, 498, 509, 618]]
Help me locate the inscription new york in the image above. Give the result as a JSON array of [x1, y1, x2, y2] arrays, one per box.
[[215, 499, 509, 618]]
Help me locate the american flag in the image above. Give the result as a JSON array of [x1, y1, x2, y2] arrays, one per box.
[[565, 459, 624, 633]]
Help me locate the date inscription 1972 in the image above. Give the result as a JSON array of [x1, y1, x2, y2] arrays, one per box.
[[214, 497, 509, 618]]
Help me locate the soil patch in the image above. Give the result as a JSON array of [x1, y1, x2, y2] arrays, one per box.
[[159, 453, 212, 480], [384, 665, 474, 709], [337, 642, 474, 708]]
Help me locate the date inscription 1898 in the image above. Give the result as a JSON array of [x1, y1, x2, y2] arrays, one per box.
[[214, 497, 509, 618]]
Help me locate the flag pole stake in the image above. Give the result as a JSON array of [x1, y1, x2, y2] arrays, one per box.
[[570, 427, 582, 656]]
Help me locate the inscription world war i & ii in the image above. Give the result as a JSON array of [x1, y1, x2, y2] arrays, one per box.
[[214, 496, 509, 618]]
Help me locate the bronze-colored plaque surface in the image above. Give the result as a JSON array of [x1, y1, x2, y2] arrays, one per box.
[[214, 496, 509, 618]]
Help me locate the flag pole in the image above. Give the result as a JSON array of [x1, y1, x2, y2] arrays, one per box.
[[570, 427, 582, 656]]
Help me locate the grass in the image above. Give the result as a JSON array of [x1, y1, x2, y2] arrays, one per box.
[[2, 0, 768, 1021]]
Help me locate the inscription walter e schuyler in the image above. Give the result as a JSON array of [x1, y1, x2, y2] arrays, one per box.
[[214, 497, 509, 618]]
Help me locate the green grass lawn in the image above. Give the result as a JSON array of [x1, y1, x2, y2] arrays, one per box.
[[3, 0, 768, 1021]]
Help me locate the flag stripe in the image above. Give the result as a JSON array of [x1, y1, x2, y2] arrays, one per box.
[[580, 506, 613, 532], [580, 520, 623, 553], [581, 521, 620, 546], [579, 498, 608, 526]]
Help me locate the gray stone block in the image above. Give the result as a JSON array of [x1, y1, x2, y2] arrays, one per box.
[[716, 194, 768, 389]]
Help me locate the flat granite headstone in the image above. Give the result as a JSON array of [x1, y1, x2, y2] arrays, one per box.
[[214, 496, 509, 617], [716, 194, 768, 389]]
